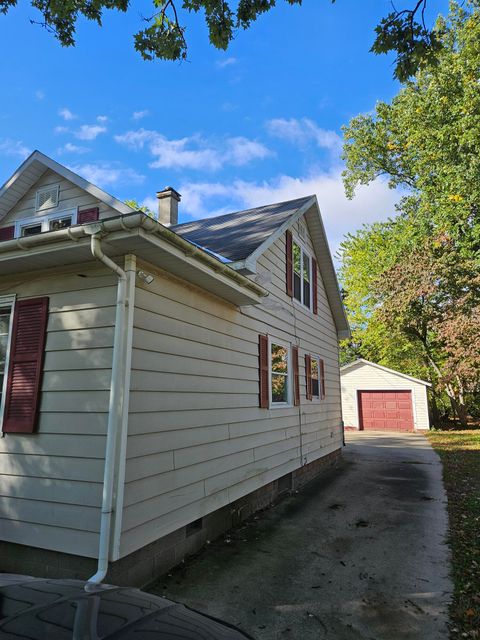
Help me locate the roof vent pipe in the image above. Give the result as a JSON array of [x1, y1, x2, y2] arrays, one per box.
[[156, 186, 181, 226]]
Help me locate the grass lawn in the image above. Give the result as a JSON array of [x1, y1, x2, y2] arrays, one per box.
[[426, 430, 480, 639]]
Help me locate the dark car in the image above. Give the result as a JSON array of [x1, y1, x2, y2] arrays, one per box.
[[0, 575, 253, 639]]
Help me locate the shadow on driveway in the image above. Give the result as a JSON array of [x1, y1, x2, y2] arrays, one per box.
[[149, 432, 452, 640]]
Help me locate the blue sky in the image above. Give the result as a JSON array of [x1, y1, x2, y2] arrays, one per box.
[[0, 1, 446, 252]]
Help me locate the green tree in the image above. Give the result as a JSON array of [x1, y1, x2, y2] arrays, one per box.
[[125, 199, 155, 217], [340, 2, 480, 426], [0, 0, 470, 78]]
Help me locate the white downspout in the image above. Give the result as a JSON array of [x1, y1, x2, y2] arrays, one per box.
[[85, 232, 128, 586], [111, 254, 136, 561]]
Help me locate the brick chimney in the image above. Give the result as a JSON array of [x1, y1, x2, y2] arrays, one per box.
[[156, 186, 181, 226]]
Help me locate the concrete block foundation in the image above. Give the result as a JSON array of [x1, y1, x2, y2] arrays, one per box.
[[0, 449, 342, 587]]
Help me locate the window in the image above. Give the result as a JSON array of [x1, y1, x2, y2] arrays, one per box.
[[292, 240, 312, 309], [270, 341, 291, 405], [49, 215, 72, 231], [311, 357, 320, 399], [306, 355, 325, 401], [21, 223, 43, 237], [0, 298, 14, 426], [15, 209, 77, 239]]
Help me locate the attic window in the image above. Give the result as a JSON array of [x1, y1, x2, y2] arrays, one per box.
[[15, 208, 77, 238], [35, 185, 59, 212]]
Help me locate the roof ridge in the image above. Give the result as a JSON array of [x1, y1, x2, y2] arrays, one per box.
[[171, 195, 313, 230]]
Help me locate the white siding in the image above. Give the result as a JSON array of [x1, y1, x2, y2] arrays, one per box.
[[121, 217, 343, 558], [0, 169, 119, 229], [341, 362, 430, 430], [0, 264, 116, 557]]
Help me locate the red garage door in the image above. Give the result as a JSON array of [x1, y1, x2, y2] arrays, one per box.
[[358, 390, 414, 432]]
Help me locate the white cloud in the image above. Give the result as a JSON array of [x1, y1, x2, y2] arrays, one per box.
[[266, 117, 342, 152], [97, 115, 108, 123], [57, 142, 90, 155], [141, 196, 159, 214], [59, 108, 77, 121], [132, 110, 150, 121], [54, 126, 69, 134], [115, 128, 272, 171], [35, 90, 45, 101], [75, 124, 107, 141], [225, 137, 272, 166], [69, 163, 145, 188], [179, 169, 400, 254], [216, 57, 237, 68], [0, 138, 31, 159]]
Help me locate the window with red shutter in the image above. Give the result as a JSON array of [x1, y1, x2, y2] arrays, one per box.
[[2, 297, 49, 433], [259, 334, 269, 408], [77, 207, 99, 224]]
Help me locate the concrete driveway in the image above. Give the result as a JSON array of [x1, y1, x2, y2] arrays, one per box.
[[149, 432, 452, 639]]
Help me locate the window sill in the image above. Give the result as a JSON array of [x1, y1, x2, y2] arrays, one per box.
[[292, 296, 313, 316]]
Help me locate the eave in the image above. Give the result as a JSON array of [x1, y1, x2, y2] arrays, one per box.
[[0, 213, 267, 307]]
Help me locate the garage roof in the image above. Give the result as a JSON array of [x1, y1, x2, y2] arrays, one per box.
[[341, 359, 431, 387]]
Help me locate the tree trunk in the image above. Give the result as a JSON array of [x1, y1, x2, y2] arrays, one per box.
[[450, 397, 469, 429], [429, 393, 441, 428]]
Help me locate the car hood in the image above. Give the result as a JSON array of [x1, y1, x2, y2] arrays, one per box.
[[0, 575, 251, 639]]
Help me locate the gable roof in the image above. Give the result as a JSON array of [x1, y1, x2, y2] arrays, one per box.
[[0, 151, 349, 339], [173, 194, 350, 339], [0, 150, 134, 222], [171, 196, 312, 262], [340, 359, 431, 387]]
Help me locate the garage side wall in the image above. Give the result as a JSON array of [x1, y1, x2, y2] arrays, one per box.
[[341, 363, 430, 430], [121, 217, 343, 560]]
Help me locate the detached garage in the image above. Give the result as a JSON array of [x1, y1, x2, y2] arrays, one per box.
[[341, 359, 431, 432]]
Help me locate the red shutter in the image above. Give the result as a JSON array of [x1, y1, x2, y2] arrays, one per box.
[[3, 297, 49, 433], [0, 226, 15, 242], [320, 358, 326, 399], [312, 257, 318, 315], [293, 346, 300, 406], [305, 354, 312, 400], [259, 334, 269, 409], [77, 207, 99, 224], [285, 230, 293, 297]]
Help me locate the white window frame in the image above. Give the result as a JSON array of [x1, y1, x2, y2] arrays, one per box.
[[269, 336, 292, 408], [14, 208, 77, 239], [310, 355, 321, 402], [0, 295, 16, 431], [292, 237, 313, 311], [35, 185, 59, 212]]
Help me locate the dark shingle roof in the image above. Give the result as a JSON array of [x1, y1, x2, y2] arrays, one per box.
[[170, 196, 313, 262]]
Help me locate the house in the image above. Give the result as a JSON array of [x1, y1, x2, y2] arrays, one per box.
[[0, 151, 349, 586], [341, 359, 431, 432]]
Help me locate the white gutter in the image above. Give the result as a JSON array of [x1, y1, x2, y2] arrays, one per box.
[[85, 230, 129, 586], [0, 213, 266, 299]]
